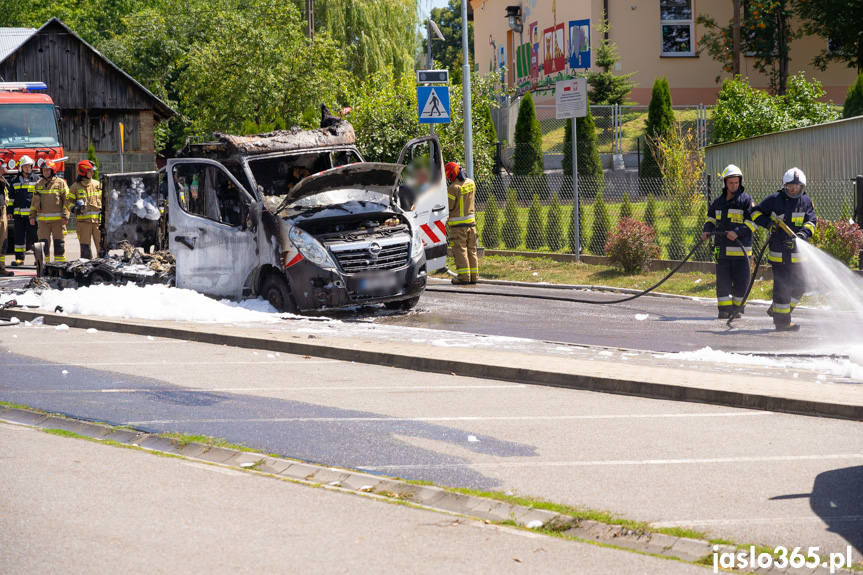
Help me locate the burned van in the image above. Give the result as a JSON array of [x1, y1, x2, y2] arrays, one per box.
[[93, 113, 450, 312]]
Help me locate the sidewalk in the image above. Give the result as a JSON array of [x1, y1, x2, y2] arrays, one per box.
[[0, 421, 705, 575]]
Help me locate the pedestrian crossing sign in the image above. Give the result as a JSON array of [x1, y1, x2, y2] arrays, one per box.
[[417, 86, 450, 124]]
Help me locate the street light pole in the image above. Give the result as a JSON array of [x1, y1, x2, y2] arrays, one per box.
[[461, 0, 473, 177]]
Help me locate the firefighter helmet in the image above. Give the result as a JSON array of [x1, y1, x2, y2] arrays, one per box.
[[77, 160, 94, 177], [782, 167, 806, 197], [721, 164, 743, 182], [41, 159, 57, 176], [19, 155, 35, 169], [445, 161, 461, 182]]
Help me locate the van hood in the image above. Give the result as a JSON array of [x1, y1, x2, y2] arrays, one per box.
[[285, 162, 406, 204]]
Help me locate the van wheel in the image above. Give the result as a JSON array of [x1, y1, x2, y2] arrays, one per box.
[[88, 271, 113, 286], [261, 274, 299, 314], [384, 296, 420, 311]]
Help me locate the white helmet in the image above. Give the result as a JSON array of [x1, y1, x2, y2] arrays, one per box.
[[19, 155, 35, 171], [782, 167, 806, 197], [721, 164, 743, 181]]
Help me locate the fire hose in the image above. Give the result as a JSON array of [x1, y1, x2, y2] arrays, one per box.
[[441, 232, 748, 306]]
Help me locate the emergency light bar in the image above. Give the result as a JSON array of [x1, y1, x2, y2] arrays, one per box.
[[0, 82, 48, 92]]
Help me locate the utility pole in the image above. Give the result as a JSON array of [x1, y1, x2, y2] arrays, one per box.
[[427, 20, 435, 136], [306, 0, 314, 40], [461, 0, 473, 177], [732, 0, 741, 76]]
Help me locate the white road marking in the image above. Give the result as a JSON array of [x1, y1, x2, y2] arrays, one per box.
[[0, 361, 334, 366], [126, 412, 768, 425], [361, 453, 863, 470], [652, 515, 863, 527], [11, 384, 527, 394]]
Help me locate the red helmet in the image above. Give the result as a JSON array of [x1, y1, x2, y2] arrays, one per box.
[[77, 160, 94, 177], [445, 161, 460, 182], [41, 159, 58, 175]]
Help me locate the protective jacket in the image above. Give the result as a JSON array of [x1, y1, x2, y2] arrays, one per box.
[[10, 172, 40, 217], [702, 186, 756, 258], [67, 177, 102, 222], [30, 177, 70, 222], [752, 190, 817, 264], [447, 177, 476, 227]]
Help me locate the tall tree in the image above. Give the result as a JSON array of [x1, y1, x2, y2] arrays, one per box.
[[843, 74, 863, 119], [697, 0, 795, 94], [585, 14, 636, 105], [796, 0, 863, 75], [427, 0, 474, 84], [513, 92, 544, 177], [641, 77, 674, 178]]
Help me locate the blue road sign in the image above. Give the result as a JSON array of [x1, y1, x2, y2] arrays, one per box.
[[417, 86, 450, 124]]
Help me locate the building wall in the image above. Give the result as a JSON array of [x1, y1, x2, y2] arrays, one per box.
[[471, 0, 857, 105]]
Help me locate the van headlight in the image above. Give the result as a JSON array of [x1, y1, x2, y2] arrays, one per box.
[[412, 224, 424, 258], [289, 226, 337, 270]]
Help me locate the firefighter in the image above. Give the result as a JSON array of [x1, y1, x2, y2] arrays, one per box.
[[752, 167, 817, 332], [0, 167, 11, 276], [700, 164, 756, 318], [29, 160, 69, 263], [67, 160, 102, 259], [445, 161, 478, 285], [9, 155, 40, 266]]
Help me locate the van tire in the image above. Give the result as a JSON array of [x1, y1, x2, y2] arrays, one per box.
[[261, 273, 299, 314], [384, 296, 420, 311]]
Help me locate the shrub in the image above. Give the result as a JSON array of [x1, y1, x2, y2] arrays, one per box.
[[502, 189, 523, 250], [481, 193, 501, 249], [546, 193, 565, 252], [644, 193, 657, 229], [605, 218, 661, 274], [811, 219, 863, 267], [513, 92, 544, 176], [525, 194, 545, 250], [844, 73, 863, 118], [641, 77, 674, 178], [563, 104, 604, 180], [589, 192, 611, 255], [667, 202, 687, 260], [568, 200, 586, 254], [619, 192, 633, 220], [86, 142, 100, 179]]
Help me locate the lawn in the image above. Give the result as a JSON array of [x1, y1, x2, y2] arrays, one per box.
[[434, 254, 775, 301]]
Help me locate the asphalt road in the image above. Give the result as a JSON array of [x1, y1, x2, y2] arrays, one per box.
[[2, 326, 860, 562], [375, 281, 863, 354], [1, 422, 707, 575]]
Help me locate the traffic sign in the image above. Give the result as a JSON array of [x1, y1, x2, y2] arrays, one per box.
[[417, 69, 449, 84], [555, 78, 588, 119], [417, 86, 450, 124]]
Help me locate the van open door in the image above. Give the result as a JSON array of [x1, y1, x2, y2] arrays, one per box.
[[101, 171, 163, 253], [166, 158, 259, 299], [397, 135, 448, 272]]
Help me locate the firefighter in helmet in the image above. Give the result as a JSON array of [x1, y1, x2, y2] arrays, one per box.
[[701, 164, 756, 318], [9, 155, 40, 266], [445, 161, 478, 285], [0, 163, 12, 276], [67, 160, 102, 259], [752, 167, 817, 331], [29, 160, 69, 263]]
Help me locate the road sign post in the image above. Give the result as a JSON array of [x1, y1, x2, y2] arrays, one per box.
[[556, 78, 588, 261]]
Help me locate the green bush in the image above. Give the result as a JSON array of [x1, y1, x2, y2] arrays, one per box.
[[641, 77, 674, 178], [843, 73, 863, 119], [619, 192, 633, 220], [525, 194, 545, 250], [546, 193, 565, 252], [644, 193, 657, 229], [86, 143, 100, 179], [513, 92, 544, 177], [589, 192, 611, 255], [605, 218, 661, 273], [481, 193, 501, 249], [812, 219, 863, 267], [667, 202, 687, 260], [563, 104, 604, 181], [568, 200, 586, 254], [502, 189, 523, 250]]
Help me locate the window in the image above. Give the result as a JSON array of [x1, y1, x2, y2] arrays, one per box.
[[173, 163, 247, 227], [660, 0, 694, 56], [0, 104, 60, 147]]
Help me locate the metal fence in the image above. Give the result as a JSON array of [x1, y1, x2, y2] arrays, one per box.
[[473, 174, 857, 262]]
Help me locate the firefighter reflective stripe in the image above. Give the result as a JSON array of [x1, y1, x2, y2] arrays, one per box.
[[717, 296, 733, 307], [790, 296, 800, 309], [803, 221, 815, 233], [449, 214, 476, 225], [455, 267, 470, 274], [744, 220, 756, 232], [752, 210, 763, 221], [724, 246, 752, 256], [37, 212, 63, 221], [732, 296, 744, 305], [727, 208, 744, 223], [772, 303, 791, 314], [706, 216, 717, 225], [791, 212, 805, 226], [768, 251, 806, 263], [447, 193, 456, 201], [78, 210, 101, 221]]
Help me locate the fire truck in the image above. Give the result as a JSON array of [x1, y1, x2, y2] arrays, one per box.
[[0, 82, 65, 257]]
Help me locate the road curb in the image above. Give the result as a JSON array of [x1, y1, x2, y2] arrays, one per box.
[[0, 406, 725, 565], [2, 307, 862, 421]]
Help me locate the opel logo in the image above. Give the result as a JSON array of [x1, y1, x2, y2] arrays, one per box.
[[368, 242, 382, 259]]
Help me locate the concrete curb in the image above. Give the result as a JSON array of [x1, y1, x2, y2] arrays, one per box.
[[2, 307, 863, 421], [0, 406, 726, 565]]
